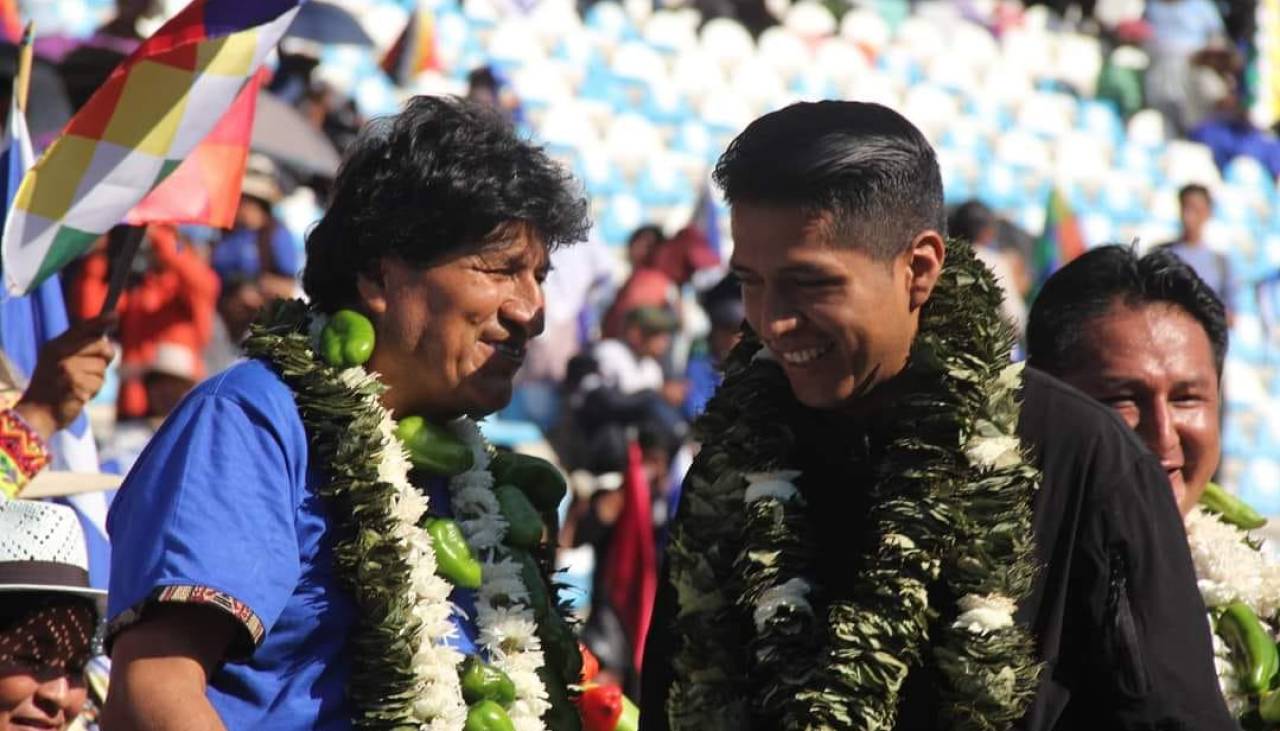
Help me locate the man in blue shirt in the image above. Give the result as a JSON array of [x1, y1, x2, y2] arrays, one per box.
[[100, 97, 589, 730], [1158, 183, 1234, 319]]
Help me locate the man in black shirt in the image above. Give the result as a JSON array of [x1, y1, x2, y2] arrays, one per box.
[[639, 102, 1233, 729]]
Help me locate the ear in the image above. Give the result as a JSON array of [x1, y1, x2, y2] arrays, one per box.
[[905, 230, 945, 311], [356, 261, 390, 317]]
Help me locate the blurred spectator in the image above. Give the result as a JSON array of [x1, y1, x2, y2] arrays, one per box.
[[203, 275, 263, 378], [603, 226, 718, 338], [100, 342, 199, 477], [683, 274, 743, 419], [595, 306, 678, 396], [1144, 0, 1236, 135], [467, 66, 523, 126], [1189, 92, 1280, 178], [522, 234, 616, 384], [949, 200, 1029, 334], [211, 154, 299, 301], [1157, 184, 1235, 315], [0, 315, 114, 498], [626, 225, 664, 273], [70, 225, 218, 421], [0, 500, 107, 731]]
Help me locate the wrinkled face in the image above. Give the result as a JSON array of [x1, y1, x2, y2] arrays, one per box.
[[0, 669, 87, 731], [1058, 302, 1221, 515], [730, 204, 930, 410], [1180, 191, 1212, 241], [363, 225, 549, 420]]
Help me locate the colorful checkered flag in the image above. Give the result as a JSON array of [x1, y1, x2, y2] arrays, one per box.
[[2, 0, 303, 296]]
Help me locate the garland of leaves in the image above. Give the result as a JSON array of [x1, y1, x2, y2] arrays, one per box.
[[666, 240, 1043, 730], [244, 300, 569, 730]]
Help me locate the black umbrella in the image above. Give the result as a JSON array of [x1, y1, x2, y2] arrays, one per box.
[[252, 91, 342, 178], [285, 1, 374, 47]]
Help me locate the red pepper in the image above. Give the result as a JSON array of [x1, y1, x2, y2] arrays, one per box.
[[579, 643, 600, 684], [575, 683, 622, 731]]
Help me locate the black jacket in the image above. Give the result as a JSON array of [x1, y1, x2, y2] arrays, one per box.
[[640, 367, 1235, 730]]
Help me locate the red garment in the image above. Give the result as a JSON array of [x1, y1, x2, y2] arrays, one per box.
[[604, 440, 657, 672], [602, 226, 719, 338], [71, 225, 219, 418]]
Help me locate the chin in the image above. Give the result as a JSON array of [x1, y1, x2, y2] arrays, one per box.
[[463, 386, 514, 418], [786, 377, 850, 411]]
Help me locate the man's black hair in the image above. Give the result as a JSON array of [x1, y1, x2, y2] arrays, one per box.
[[947, 199, 995, 245], [712, 100, 945, 259], [1026, 245, 1228, 377], [303, 95, 589, 313], [1178, 183, 1213, 207]]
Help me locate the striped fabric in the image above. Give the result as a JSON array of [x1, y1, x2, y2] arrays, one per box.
[[2, 0, 303, 296]]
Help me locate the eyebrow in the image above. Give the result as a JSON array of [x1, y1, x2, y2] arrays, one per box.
[[729, 261, 838, 277]]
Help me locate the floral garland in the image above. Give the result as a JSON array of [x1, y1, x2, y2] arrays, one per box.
[[1185, 506, 1280, 722], [666, 240, 1043, 730], [447, 418, 552, 731], [244, 300, 557, 730]]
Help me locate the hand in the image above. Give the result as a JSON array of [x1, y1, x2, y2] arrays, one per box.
[[661, 379, 688, 407], [15, 314, 116, 440]]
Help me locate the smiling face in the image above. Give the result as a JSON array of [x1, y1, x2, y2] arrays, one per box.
[[729, 204, 942, 410], [1056, 301, 1222, 514], [0, 670, 87, 731], [361, 223, 550, 421]]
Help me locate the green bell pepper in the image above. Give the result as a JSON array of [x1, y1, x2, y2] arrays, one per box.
[[1260, 687, 1280, 723], [320, 309, 375, 368], [425, 518, 483, 589], [1217, 601, 1279, 694], [396, 415, 474, 476], [489, 452, 568, 512], [1200, 481, 1267, 530], [461, 657, 516, 708], [496, 485, 543, 549], [465, 700, 516, 731]]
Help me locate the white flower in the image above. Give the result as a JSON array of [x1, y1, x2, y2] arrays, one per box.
[[965, 435, 1022, 470], [752, 578, 813, 631], [883, 533, 916, 551], [743, 471, 802, 504], [953, 593, 1017, 634], [1186, 506, 1280, 618]]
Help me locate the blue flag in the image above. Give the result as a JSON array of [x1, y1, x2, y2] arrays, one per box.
[[0, 89, 111, 588]]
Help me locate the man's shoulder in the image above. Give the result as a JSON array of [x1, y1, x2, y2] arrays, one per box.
[[182, 359, 303, 434], [1018, 366, 1156, 475]]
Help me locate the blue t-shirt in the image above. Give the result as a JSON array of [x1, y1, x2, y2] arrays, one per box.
[[211, 224, 299, 282], [107, 360, 483, 728]]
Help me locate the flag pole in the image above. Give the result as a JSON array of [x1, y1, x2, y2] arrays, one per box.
[[15, 21, 33, 114], [98, 224, 146, 316]]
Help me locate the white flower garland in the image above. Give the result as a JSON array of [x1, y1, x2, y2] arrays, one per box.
[[447, 418, 551, 731], [1185, 505, 1280, 720], [334, 367, 468, 729]]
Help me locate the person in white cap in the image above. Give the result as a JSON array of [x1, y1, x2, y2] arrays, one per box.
[[0, 500, 107, 731]]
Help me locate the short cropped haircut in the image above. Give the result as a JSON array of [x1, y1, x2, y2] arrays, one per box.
[[1027, 245, 1228, 377], [712, 101, 945, 259], [303, 95, 589, 312], [1179, 183, 1213, 207]]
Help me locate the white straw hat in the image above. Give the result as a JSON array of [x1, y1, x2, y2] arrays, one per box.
[[0, 500, 106, 610]]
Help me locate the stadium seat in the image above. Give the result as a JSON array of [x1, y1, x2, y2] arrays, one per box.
[[700, 17, 757, 72], [785, 1, 838, 39], [757, 26, 812, 82], [840, 8, 891, 53]]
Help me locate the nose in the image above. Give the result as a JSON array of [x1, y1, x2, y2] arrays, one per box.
[[758, 285, 799, 339], [501, 273, 545, 338], [1138, 397, 1181, 464], [36, 674, 70, 705]]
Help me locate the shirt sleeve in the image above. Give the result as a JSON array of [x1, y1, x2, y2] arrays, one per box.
[[105, 383, 305, 659], [1077, 450, 1236, 729], [0, 408, 50, 498]]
